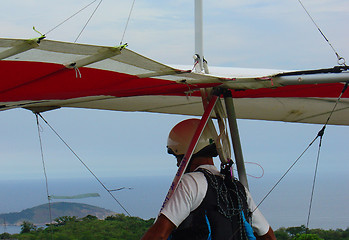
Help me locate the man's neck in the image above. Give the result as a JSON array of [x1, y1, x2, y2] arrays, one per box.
[[189, 157, 214, 172]]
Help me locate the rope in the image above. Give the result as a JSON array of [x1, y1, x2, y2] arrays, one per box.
[[74, 0, 104, 43], [45, 0, 98, 36], [35, 113, 131, 216], [35, 114, 54, 240], [120, 0, 136, 45], [237, 162, 264, 179], [297, 0, 346, 66]]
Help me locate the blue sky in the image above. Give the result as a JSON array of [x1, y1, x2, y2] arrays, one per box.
[[1, 0, 349, 229]]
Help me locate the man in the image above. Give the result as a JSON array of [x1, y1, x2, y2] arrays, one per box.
[[142, 119, 276, 240]]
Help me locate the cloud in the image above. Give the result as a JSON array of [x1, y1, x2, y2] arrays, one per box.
[[2, 0, 348, 69]]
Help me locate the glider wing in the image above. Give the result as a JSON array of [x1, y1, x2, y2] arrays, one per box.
[[1, 38, 349, 125]]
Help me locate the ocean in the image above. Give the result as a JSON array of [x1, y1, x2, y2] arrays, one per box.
[[0, 173, 348, 234], [1, 225, 21, 234], [0, 176, 171, 234]]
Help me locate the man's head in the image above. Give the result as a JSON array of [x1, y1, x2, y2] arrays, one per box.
[[167, 119, 218, 167]]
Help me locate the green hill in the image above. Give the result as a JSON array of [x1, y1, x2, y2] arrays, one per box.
[[0, 214, 154, 240], [0, 202, 115, 225]]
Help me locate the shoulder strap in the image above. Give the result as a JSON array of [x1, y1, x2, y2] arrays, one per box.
[[196, 168, 251, 240], [196, 168, 249, 219]]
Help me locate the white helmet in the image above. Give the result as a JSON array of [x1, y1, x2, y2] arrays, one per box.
[[167, 119, 214, 156]]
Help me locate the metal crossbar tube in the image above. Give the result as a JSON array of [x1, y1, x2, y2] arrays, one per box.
[[275, 72, 349, 86]]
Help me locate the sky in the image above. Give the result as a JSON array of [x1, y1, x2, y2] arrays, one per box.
[[0, 0, 349, 230]]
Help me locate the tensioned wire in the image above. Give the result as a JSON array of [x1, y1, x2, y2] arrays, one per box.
[[120, 0, 136, 45], [35, 112, 131, 217], [74, 0, 104, 43], [35, 114, 54, 240], [305, 81, 348, 230], [253, 82, 348, 228], [45, 0, 99, 36], [297, 0, 346, 66], [43, 0, 136, 45], [306, 134, 322, 232], [252, 1, 349, 225]]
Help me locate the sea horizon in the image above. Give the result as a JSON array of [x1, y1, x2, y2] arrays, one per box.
[[1, 173, 348, 234]]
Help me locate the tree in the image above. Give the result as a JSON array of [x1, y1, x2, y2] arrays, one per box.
[[287, 225, 307, 237], [105, 214, 127, 221], [0, 232, 11, 239], [274, 227, 291, 240], [293, 233, 324, 240], [20, 221, 37, 233], [343, 227, 349, 239], [54, 216, 78, 226], [82, 215, 98, 221]]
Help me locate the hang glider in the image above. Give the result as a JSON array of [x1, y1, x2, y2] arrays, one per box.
[[49, 193, 100, 200], [1, 38, 349, 125]]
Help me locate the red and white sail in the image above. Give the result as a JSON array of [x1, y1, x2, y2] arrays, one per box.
[[1, 38, 349, 125]]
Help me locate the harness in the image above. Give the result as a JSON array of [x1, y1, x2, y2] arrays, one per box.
[[170, 168, 252, 240]]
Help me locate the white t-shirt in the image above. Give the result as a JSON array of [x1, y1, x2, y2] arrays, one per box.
[[160, 164, 270, 236]]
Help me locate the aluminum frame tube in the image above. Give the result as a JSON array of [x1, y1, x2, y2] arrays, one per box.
[[224, 91, 249, 190], [195, 0, 204, 72]]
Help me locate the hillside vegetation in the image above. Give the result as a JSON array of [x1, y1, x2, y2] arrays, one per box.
[[275, 225, 349, 240], [0, 216, 348, 240], [1, 214, 154, 240]]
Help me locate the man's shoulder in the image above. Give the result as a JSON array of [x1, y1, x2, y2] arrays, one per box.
[[182, 165, 218, 182], [182, 171, 206, 185], [194, 164, 221, 175]]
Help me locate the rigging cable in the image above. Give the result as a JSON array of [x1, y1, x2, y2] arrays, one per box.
[[297, 0, 346, 66], [120, 0, 136, 45], [35, 113, 54, 240], [36, 113, 131, 216], [253, 135, 319, 211], [254, 81, 349, 213], [324, 81, 349, 126], [74, 0, 104, 43], [305, 81, 348, 230], [45, 0, 98, 36], [306, 131, 323, 232]]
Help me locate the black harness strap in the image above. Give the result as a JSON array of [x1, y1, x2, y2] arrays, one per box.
[[171, 168, 250, 240]]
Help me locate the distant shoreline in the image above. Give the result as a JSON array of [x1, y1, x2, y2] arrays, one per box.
[[0, 175, 348, 230]]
